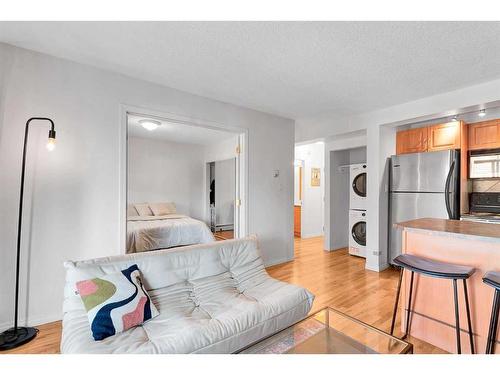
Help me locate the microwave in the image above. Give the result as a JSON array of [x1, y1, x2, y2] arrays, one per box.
[[469, 150, 500, 178]]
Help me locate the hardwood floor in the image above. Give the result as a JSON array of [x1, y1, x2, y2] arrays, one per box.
[[2, 236, 445, 354], [1, 321, 62, 354], [214, 230, 234, 241], [267, 236, 447, 354]]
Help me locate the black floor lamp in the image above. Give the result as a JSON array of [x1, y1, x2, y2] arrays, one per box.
[[0, 117, 56, 351]]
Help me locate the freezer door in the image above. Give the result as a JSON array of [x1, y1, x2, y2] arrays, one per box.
[[389, 192, 450, 264], [391, 150, 456, 193]]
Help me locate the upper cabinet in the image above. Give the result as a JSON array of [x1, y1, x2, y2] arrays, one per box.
[[428, 121, 462, 152], [396, 127, 428, 154], [468, 119, 500, 151], [396, 121, 463, 155]]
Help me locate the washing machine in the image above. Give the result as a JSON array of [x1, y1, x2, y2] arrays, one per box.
[[349, 209, 366, 258], [350, 163, 367, 210]]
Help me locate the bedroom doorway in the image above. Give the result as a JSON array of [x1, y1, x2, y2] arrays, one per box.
[[121, 106, 248, 253], [207, 157, 237, 241]]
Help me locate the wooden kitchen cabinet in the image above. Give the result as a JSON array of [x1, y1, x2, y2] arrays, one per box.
[[427, 121, 462, 152], [397, 121, 463, 155], [468, 119, 500, 150], [396, 127, 428, 154]]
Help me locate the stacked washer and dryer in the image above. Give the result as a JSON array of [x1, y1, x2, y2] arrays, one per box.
[[348, 163, 367, 257]]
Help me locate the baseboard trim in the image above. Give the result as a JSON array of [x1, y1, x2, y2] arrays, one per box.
[[264, 256, 294, 268], [0, 313, 62, 332], [365, 262, 389, 272], [301, 232, 324, 239]]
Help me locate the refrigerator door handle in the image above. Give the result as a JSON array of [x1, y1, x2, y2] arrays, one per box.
[[445, 160, 455, 219]]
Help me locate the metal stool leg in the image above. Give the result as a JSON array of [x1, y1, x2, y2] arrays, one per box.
[[390, 267, 404, 336], [486, 290, 500, 354], [453, 279, 461, 354], [402, 271, 414, 340], [462, 279, 475, 354]]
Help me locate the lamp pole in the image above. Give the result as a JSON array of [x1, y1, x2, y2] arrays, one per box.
[[0, 117, 56, 351]]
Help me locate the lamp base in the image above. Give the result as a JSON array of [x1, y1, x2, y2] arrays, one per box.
[[0, 327, 38, 351]]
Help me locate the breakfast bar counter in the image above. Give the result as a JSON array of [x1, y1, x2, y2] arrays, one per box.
[[396, 218, 500, 242], [395, 218, 500, 353]]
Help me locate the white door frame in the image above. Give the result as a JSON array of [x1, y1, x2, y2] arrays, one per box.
[[119, 104, 249, 253]]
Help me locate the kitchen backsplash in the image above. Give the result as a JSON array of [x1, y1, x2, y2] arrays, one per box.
[[472, 179, 500, 193]]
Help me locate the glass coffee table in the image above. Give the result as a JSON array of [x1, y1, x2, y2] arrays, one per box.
[[238, 307, 412, 354]]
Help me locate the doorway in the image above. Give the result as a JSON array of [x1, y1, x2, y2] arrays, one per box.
[[207, 157, 237, 240], [294, 159, 304, 237], [120, 105, 248, 253], [327, 146, 367, 252]]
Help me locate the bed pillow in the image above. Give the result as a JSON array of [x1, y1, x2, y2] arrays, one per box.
[[134, 203, 153, 216], [149, 202, 176, 216], [75, 264, 159, 341], [127, 204, 139, 217]]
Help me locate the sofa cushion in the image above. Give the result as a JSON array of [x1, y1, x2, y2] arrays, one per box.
[[61, 236, 314, 353]]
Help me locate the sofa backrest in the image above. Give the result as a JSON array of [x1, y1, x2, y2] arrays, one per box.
[[63, 235, 263, 299]]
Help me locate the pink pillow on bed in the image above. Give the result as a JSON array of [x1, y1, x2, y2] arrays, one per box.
[[134, 203, 153, 216], [149, 202, 176, 216]]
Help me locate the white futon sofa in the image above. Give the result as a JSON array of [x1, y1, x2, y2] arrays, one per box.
[[61, 235, 314, 353]]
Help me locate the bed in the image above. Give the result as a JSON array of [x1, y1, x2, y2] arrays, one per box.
[[126, 203, 215, 253]]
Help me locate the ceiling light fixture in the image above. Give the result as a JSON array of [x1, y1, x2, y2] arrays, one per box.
[[451, 116, 458, 122], [139, 119, 161, 131], [478, 109, 486, 117]]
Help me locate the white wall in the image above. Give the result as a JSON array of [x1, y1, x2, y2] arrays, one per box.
[[328, 149, 350, 250], [295, 142, 325, 238], [299, 78, 500, 271], [204, 136, 239, 163], [0, 43, 295, 330], [127, 136, 205, 220]]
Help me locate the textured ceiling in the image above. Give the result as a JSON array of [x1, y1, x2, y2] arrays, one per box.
[[1, 21, 500, 118]]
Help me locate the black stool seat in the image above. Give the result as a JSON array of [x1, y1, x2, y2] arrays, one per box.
[[390, 254, 476, 354], [393, 254, 475, 279], [483, 271, 500, 290]]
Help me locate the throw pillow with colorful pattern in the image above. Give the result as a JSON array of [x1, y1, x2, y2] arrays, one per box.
[[75, 264, 159, 341]]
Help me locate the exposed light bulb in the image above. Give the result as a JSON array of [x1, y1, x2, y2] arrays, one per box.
[[139, 119, 161, 131], [451, 116, 458, 122], [46, 137, 56, 151], [478, 109, 486, 117]]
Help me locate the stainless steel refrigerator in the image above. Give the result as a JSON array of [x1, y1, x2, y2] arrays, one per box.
[[388, 150, 460, 264]]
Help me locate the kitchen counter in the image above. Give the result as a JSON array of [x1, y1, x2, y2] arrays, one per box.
[[396, 218, 500, 242], [395, 218, 500, 353]]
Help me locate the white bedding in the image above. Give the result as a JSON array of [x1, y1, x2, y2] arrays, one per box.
[[126, 214, 215, 253]]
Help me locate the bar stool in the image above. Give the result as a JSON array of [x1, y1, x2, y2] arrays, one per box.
[[483, 271, 500, 354], [390, 254, 475, 354]]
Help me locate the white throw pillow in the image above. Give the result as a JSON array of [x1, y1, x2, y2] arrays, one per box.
[[134, 203, 153, 216], [149, 202, 176, 216], [75, 264, 159, 341]]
